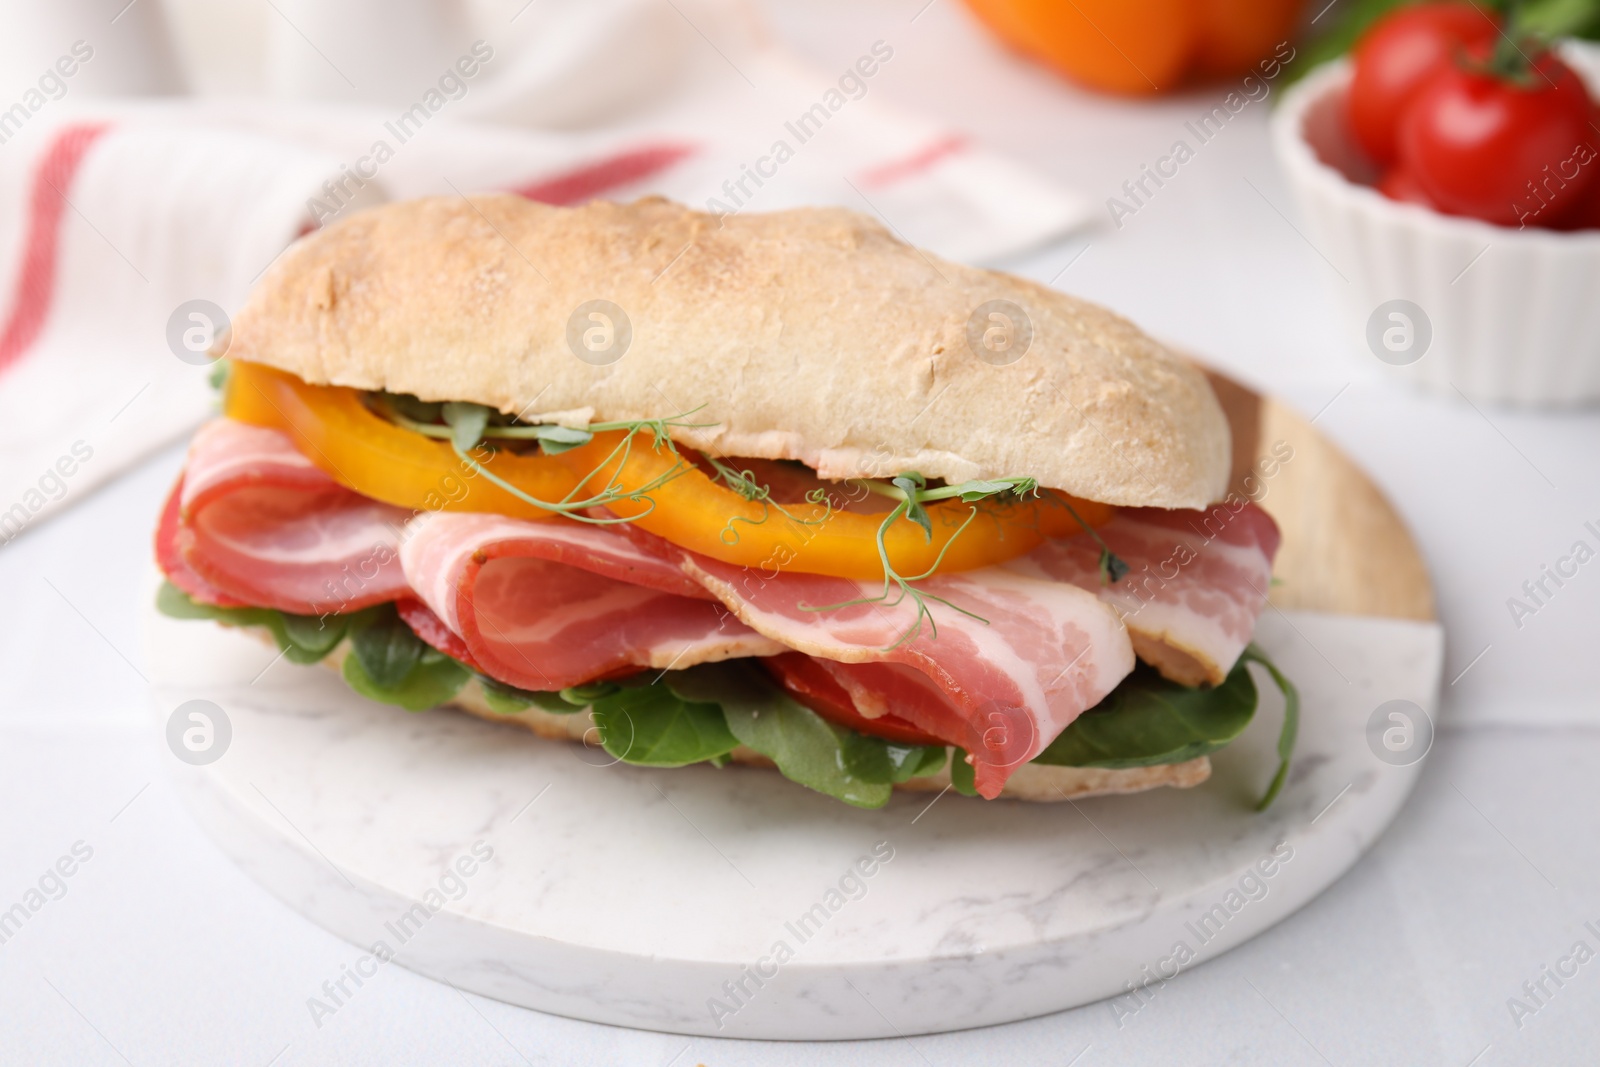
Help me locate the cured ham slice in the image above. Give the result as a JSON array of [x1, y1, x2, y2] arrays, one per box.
[[675, 554, 1135, 798], [399, 512, 785, 692], [1010, 503, 1280, 686], [175, 419, 412, 614]]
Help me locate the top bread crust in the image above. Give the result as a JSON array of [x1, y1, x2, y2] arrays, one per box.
[[226, 195, 1230, 508]]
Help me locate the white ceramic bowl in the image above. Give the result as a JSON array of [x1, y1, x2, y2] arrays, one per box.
[[1271, 54, 1600, 406]]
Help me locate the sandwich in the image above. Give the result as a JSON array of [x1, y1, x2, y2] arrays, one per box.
[[154, 195, 1296, 808]]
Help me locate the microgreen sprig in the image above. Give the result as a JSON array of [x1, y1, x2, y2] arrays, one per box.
[[372, 393, 709, 524], [799, 473, 1046, 650], [799, 473, 1131, 650], [1054, 498, 1131, 585], [368, 393, 1128, 645], [702, 455, 836, 544], [372, 393, 715, 455]]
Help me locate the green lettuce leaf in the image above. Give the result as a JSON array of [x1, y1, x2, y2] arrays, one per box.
[[887, 743, 948, 783], [477, 675, 577, 716], [1033, 659, 1258, 769], [342, 646, 470, 712], [158, 581, 1296, 809], [157, 581, 351, 665], [348, 608, 423, 688], [340, 604, 470, 711], [589, 683, 739, 767], [1032, 647, 1298, 810], [667, 662, 944, 808], [949, 750, 978, 796]]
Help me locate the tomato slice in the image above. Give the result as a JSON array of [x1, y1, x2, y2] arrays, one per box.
[[224, 360, 1113, 579], [762, 653, 946, 747]]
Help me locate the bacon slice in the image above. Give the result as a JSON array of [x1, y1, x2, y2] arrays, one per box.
[[396, 598, 484, 672], [1009, 503, 1280, 686], [399, 512, 785, 692], [674, 554, 1134, 798], [157, 419, 1267, 801], [179, 419, 333, 513], [175, 419, 412, 614], [155, 476, 246, 607]]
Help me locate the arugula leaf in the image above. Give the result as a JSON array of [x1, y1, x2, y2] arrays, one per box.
[[160, 582, 1296, 808], [1034, 659, 1257, 769], [887, 743, 948, 783], [348, 608, 423, 688], [949, 749, 978, 796], [1242, 645, 1299, 811], [724, 701, 893, 808], [278, 612, 346, 660], [589, 683, 739, 767], [1031, 648, 1299, 810], [342, 646, 469, 711], [441, 401, 492, 453], [158, 580, 268, 626], [477, 675, 576, 716], [157, 582, 348, 665], [335, 603, 469, 710], [667, 662, 943, 808], [561, 681, 621, 705]]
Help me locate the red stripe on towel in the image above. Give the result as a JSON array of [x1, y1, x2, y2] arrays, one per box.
[[858, 134, 969, 188], [0, 123, 113, 377], [511, 143, 696, 206]]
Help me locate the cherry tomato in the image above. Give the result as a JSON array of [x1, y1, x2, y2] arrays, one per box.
[[1347, 2, 1500, 167], [1558, 113, 1600, 230], [1560, 175, 1600, 229], [1399, 53, 1598, 227], [1378, 166, 1439, 207]]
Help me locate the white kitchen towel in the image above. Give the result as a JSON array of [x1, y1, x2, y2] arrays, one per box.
[[0, 1, 1092, 547], [0, 118, 378, 547]]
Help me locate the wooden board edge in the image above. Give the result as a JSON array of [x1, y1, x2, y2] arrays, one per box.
[[1203, 369, 1436, 623]]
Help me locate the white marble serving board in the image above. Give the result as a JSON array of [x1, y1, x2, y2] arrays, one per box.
[[144, 601, 1443, 1039]]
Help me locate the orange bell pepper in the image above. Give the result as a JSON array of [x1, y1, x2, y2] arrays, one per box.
[[962, 0, 1304, 95], [560, 428, 1114, 580], [223, 360, 576, 520], [223, 360, 1113, 580]]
